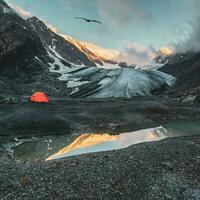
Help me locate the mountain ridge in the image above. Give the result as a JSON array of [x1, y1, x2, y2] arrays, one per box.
[[159, 52, 200, 97], [27, 17, 96, 67], [0, 0, 194, 100]]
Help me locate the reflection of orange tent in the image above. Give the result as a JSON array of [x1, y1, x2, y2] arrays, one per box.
[[29, 92, 49, 103]]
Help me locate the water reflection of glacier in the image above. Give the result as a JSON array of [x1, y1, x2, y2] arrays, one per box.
[[46, 126, 167, 161]]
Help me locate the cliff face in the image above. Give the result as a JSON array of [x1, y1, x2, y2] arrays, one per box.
[[27, 17, 96, 67], [0, 1, 70, 97], [0, 3, 47, 78], [159, 52, 200, 96]]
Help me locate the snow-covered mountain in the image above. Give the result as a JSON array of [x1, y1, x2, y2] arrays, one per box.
[[26, 17, 120, 69], [0, 1, 70, 97], [47, 50, 175, 98], [153, 47, 173, 64], [27, 17, 96, 67], [64, 36, 119, 66], [0, 0, 176, 98]]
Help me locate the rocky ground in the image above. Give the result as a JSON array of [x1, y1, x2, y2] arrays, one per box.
[[0, 96, 200, 138], [0, 136, 200, 200], [0, 97, 200, 199]]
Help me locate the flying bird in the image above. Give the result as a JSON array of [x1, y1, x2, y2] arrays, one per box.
[[75, 17, 102, 24]]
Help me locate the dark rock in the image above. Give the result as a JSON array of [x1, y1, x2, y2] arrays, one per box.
[[54, 64, 60, 71], [104, 60, 118, 65], [60, 59, 71, 68], [46, 55, 55, 63], [195, 95, 200, 103], [159, 52, 200, 96], [0, 9, 46, 78], [151, 84, 170, 95], [119, 62, 128, 68]]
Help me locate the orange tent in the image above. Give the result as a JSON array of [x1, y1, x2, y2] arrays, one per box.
[[29, 92, 49, 103]]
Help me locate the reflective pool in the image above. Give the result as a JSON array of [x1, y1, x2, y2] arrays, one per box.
[[13, 121, 200, 161]]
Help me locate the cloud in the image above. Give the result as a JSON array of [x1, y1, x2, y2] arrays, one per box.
[[97, 0, 153, 26], [5, 0, 157, 65], [174, 0, 200, 52], [7, 1, 58, 34], [7, 2, 32, 19], [117, 42, 156, 65], [59, 0, 94, 12], [176, 17, 200, 52], [59, 0, 153, 27]]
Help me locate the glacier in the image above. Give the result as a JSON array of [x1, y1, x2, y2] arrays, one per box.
[[47, 49, 176, 98]]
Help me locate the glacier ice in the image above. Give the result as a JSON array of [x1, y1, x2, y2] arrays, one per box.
[[47, 49, 176, 98], [61, 67, 176, 98]]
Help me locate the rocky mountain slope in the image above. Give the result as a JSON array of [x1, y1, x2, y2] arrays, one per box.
[[65, 36, 119, 66], [0, 2, 46, 78], [159, 52, 200, 101], [0, 1, 71, 97], [27, 16, 119, 67], [27, 17, 96, 67]]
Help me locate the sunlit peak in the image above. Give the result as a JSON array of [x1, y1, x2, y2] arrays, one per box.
[[159, 47, 173, 56]]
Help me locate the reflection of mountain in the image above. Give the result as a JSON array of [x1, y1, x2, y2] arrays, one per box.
[[46, 134, 117, 161], [46, 126, 167, 161]]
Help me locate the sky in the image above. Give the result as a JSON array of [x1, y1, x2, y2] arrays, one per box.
[[5, 0, 200, 64]]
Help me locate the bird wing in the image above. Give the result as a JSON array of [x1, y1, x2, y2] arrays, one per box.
[[75, 17, 102, 24], [75, 17, 88, 21], [90, 20, 102, 24]]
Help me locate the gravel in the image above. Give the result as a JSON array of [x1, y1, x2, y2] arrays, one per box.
[[0, 98, 200, 199], [0, 137, 200, 199]]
